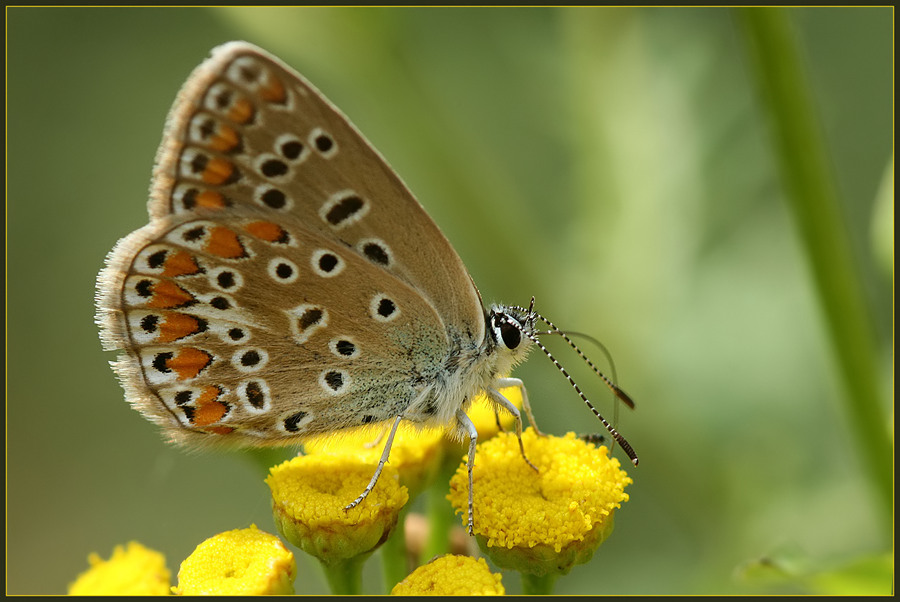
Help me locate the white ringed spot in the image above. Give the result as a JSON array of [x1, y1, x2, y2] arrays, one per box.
[[370, 294, 400, 323], [208, 266, 244, 291], [329, 337, 360, 359], [286, 304, 328, 344], [311, 249, 345, 277], [254, 153, 292, 182], [253, 184, 293, 211], [231, 348, 268, 373], [280, 409, 313, 434], [319, 369, 350, 395], [319, 190, 369, 229], [267, 257, 299, 284], [357, 238, 393, 268], [309, 127, 338, 158], [274, 133, 309, 163], [237, 379, 271, 413]]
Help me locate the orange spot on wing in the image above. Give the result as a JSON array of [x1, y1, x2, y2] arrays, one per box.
[[227, 98, 254, 124], [193, 402, 227, 426], [157, 313, 204, 343], [202, 157, 236, 186], [260, 75, 286, 104], [166, 348, 213, 380], [245, 221, 287, 243], [208, 124, 240, 153], [203, 425, 235, 435], [196, 190, 227, 210], [147, 281, 195, 309], [161, 250, 202, 277], [193, 385, 228, 426], [205, 226, 246, 258]]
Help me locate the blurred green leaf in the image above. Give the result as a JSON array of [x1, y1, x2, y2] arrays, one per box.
[[738, 547, 893, 595], [870, 156, 894, 278], [808, 553, 894, 596]]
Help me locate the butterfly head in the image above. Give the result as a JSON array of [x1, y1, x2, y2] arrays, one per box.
[[487, 303, 538, 371]]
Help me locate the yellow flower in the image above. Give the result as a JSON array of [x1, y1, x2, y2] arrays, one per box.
[[447, 429, 632, 577], [68, 541, 171, 595], [173, 525, 295, 595], [266, 453, 409, 565], [391, 555, 505, 596], [303, 423, 445, 500]]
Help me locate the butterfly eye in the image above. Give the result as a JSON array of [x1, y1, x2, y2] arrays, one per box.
[[500, 322, 522, 349], [491, 314, 523, 350]]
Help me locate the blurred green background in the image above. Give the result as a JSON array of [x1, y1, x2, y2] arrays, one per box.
[[7, 7, 892, 595]]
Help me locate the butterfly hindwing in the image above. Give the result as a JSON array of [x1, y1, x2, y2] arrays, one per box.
[[99, 203, 454, 446]]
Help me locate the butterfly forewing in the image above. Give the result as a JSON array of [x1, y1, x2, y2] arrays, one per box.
[[98, 42, 486, 446], [150, 42, 485, 344]]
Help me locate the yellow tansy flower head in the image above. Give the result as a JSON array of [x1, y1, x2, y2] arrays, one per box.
[[266, 453, 409, 565], [173, 525, 295, 595], [391, 555, 505, 596], [448, 429, 632, 577], [303, 422, 445, 500], [68, 541, 171, 595]]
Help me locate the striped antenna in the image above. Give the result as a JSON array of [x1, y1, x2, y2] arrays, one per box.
[[500, 303, 639, 467]]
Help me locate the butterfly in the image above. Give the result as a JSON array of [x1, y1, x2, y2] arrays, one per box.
[[95, 41, 637, 534]]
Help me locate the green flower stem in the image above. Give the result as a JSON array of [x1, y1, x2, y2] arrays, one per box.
[[381, 507, 409, 592], [740, 8, 891, 525], [320, 556, 365, 596], [520, 571, 559, 595], [425, 457, 461, 559]]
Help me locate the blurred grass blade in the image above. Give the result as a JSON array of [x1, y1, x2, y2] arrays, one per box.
[[740, 8, 891, 525]]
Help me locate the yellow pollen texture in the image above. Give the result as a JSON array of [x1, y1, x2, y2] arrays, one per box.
[[448, 429, 632, 553], [174, 525, 295, 595], [391, 555, 504, 596], [266, 454, 409, 563], [68, 542, 171, 595], [267, 454, 408, 529]]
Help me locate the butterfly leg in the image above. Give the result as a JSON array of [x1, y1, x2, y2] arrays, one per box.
[[487, 387, 539, 474], [363, 424, 389, 449], [455, 409, 478, 536], [492, 407, 506, 432], [344, 414, 403, 511], [494, 377, 545, 436]]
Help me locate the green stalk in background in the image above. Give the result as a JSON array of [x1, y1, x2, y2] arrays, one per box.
[[381, 507, 410, 593], [320, 556, 365, 596], [740, 8, 891, 526]]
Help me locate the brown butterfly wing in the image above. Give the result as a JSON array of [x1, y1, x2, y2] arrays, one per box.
[[97, 42, 487, 447], [150, 41, 485, 343]]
